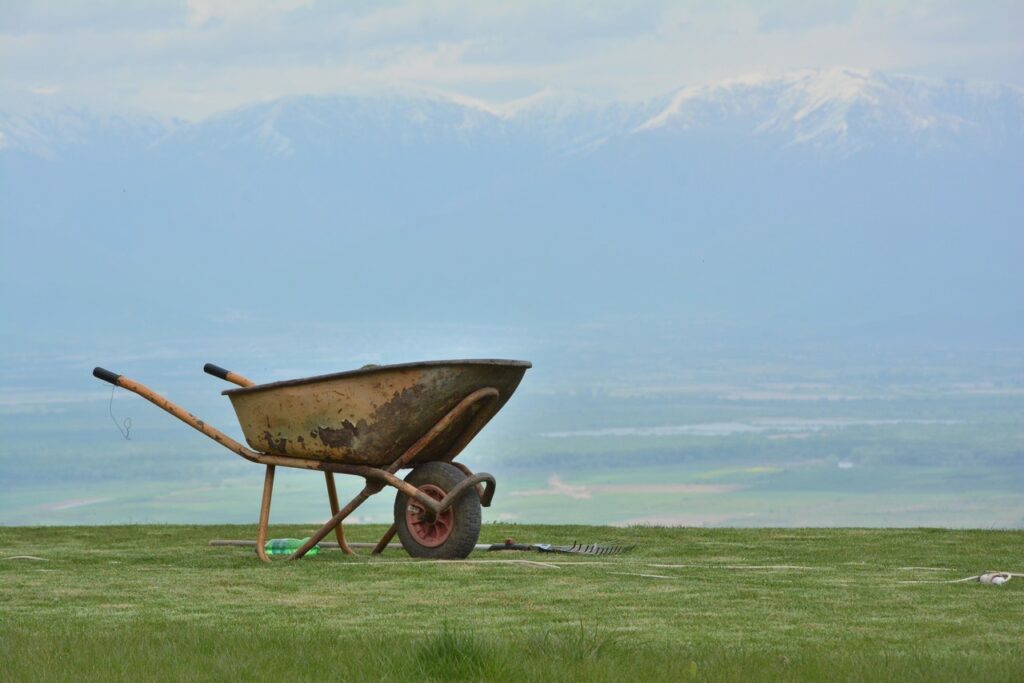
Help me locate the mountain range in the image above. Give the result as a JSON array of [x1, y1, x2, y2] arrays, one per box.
[[1, 67, 1022, 351], [3, 67, 1023, 159]]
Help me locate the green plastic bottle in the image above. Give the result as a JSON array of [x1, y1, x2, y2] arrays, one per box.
[[263, 538, 321, 556]]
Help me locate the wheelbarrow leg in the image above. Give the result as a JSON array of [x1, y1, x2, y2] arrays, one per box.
[[371, 523, 398, 555], [324, 472, 353, 555], [255, 465, 276, 564], [289, 482, 381, 560]]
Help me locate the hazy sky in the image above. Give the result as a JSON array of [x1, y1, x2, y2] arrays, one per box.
[[2, 1, 1021, 120]]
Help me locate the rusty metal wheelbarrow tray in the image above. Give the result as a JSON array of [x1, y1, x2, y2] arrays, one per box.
[[225, 360, 529, 467], [91, 359, 530, 563]]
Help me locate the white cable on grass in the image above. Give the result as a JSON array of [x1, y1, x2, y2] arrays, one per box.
[[2, 556, 48, 561], [610, 572, 673, 579], [897, 566, 953, 572], [337, 559, 562, 569], [649, 563, 816, 570], [898, 571, 1021, 585]]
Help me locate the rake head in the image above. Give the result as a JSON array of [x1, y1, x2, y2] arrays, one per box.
[[482, 539, 636, 555], [540, 542, 635, 556]]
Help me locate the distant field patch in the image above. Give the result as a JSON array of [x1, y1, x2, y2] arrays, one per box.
[[692, 465, 784, 480], [615, 513, 743, 526], [540, 417, 959, 438], [508, 474, 742, 499], [37, 497, 111, 511]]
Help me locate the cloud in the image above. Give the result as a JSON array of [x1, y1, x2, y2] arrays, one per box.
[[0, 1, 1021, 119], [185, 0, 313, 27]]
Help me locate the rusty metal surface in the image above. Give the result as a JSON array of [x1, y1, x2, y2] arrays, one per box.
[[255, 465, 275, 563], [224, 360, 530, 466], [323, 472, 353, 554], [224, 370, 255, 388]]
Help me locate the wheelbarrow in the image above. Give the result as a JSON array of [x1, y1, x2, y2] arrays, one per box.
[[91, 359, 530, 562]]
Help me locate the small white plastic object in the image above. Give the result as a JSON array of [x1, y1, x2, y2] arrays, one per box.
[[979, 572, 1011, 585]]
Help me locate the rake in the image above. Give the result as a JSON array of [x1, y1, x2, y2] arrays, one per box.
[[481, 540, 634, 556]]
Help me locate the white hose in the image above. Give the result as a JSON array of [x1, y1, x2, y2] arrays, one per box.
[[899, 571, 1021, 585]]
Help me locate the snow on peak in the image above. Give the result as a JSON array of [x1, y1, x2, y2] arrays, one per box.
[[634, 67, 1015, 152]]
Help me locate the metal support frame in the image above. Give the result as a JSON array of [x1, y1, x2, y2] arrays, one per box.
[[324, 473, 353, 554]]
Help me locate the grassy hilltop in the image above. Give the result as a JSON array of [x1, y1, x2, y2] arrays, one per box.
[[1, 524, 1022, 681]]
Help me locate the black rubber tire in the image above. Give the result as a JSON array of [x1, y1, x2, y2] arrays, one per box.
[[394, 461, 481, 559]]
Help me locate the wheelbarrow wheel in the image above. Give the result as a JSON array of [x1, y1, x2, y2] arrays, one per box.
[[394, 461, 481, 559]]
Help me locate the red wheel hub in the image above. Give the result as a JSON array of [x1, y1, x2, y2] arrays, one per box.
[[405, 484, 453, 547]]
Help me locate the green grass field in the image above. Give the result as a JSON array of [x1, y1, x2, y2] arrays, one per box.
[[1, 525, 1022, 681]]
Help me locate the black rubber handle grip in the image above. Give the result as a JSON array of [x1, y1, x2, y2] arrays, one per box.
[[203, 363, 230, 380], [93, 367, 121, 385]]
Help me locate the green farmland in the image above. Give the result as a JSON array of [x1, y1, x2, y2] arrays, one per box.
[[1, 525, 1022, 681], [4, 359, 1023, 529]]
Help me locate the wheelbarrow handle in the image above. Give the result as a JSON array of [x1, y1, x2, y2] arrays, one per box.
[[93, 367, 121, 385], [91, 367, 262, 464], [203, 363, 256, 388], [203, 363, 231, 380]]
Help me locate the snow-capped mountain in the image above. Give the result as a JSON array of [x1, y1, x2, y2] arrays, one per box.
[[0, 100, 174, 160], [2, 68, 1020, 160], [635, 67, 1024, 154], [163, 88, 661, 160]]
